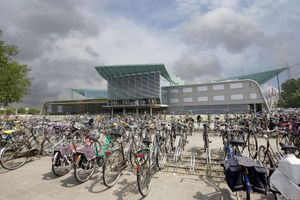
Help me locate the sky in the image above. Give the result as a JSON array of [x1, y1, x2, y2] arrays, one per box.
[[1, 0, 300, 106]]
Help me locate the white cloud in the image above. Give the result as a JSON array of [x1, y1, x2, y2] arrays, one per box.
[[1, 0, 300, 106], [181, 8, 264, 53]]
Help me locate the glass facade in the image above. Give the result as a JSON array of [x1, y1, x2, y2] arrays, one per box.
[[108, 71, 160, 100]]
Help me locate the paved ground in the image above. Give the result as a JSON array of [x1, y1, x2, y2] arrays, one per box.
[[0, 130, 276, 200]]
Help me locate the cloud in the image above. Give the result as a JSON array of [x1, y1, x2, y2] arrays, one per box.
[[1, 0, 100, 61], [181, 8, 264, 53], [173, 50, 221, 83], [1, 0, 300, 107]]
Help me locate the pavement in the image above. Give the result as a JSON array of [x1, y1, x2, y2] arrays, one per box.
[[0, 130, 276, 200]]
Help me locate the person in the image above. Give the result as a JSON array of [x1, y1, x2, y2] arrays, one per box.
[[196, 115, 201, 129]]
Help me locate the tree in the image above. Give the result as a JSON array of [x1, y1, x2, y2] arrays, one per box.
[[0, 30, 31, 107], [277, 78, 300, 108], [28, 107, 40, 115]]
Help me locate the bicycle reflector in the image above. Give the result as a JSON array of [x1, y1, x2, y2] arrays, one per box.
[[104, 151, 112, 157], [136, 153, 144, 158], [136, 164, 141, 172]]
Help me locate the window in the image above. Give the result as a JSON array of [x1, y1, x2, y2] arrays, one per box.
[[197, 96, 208, 102], [183, 87, 193, 93], [183, 97, 193, 102], [170, 98, 179, 103], [213, 95, 225, 101], [230, 94, 243, 100], [250, 93, 257, 99], [197, 86, 208, 92], [170, 89, 179, 94], [230, 83, 243, 89], [212, 84, 224, 90]]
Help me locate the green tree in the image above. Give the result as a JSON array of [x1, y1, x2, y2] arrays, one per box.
[[278, 78, 300, 108], [0, 30, 31, 107], [17, 107, 27, 114], [28, 107, 40, 115]]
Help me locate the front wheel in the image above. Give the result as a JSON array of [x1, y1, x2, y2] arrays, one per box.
[[156, 146, 166, 170], [102, 150, 124, 188], [247, 132, 258, 159], [137, 165, 152, 197], [0, 142, 30, 170], [276, 134, 289, 156]]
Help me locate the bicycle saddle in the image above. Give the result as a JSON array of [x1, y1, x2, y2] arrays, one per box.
[[142, 139, 152, 146], [280, 143, 299, 154], [230, 139, 246, 146]]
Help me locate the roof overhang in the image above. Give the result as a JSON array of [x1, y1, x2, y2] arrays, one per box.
[[95, 64, 176, 84]]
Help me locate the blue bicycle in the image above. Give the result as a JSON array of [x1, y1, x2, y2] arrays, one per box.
[[223, 132, 268, 200]]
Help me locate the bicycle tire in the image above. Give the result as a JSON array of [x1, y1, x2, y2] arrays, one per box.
[[41, 137, 56, 156], [137, 165, 152, 197], [156, 145, 166, 170], [0, 142, 30, 170], [276, 133, 289, 156], [247, 132, 258, 159], [102, 149, 123, 188], [73, 154, 96, 183], [51, 152, 72, 177]]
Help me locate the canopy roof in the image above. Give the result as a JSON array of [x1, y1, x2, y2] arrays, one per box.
[[219, 67, 288, 85], [95, 64, 176, 84], [72, 89, 107, 99]]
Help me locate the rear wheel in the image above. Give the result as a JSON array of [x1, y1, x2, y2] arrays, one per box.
[[52, 152, 72, 176], [0, 142, 30, 170], [74, 154, 96, 183]]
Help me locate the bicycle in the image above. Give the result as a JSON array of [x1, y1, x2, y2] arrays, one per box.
[[203, 123, 212, 176], [135, 141, 158, 196], [258, 129, 283, 174], [223, 138, 268, 200]]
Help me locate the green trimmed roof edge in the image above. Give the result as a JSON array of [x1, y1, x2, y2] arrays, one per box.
[[217, 67, 289, 85], [95, 63, 176, 84]]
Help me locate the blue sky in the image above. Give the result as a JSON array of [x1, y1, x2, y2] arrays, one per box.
[[0, 0, 299, 105]]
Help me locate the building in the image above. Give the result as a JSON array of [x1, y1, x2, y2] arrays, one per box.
[[42, 64, 292, 115], [162, 80, 268, 114], [95, 64, 175, 115]]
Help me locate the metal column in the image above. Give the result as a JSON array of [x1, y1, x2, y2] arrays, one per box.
[[276, 72, 281, 94]]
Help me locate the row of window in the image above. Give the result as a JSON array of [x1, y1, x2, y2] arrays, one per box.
[[170, 83, 243, 94], [169, 93, 257, 103]]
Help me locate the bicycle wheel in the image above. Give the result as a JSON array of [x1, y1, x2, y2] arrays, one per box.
[[258, 145, 267, 163], [52, 152, 72, 177], [137, 164, 152, 197], [0, 142, 30, 170], [164, 130, 172, 153], [156, 145, 166, 170], [247, 132, 258, 159], [74, 154, 96, 183], [102, 149, 124, 187], [276, 134, 289, 156], [41, 136, 58, 156]]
